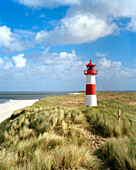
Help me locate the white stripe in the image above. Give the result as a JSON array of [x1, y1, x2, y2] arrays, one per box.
[[85, 95, 97, 107], [86, 75, 96, 84]]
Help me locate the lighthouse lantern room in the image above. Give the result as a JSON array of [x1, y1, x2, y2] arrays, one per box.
[[84, 60, 98, 107]]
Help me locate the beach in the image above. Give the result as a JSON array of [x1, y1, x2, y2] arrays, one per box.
[[0, 100, 38, 123], [0, 91, 75, 124]]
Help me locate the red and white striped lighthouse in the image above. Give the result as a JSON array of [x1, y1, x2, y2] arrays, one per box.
[[84, 60, 98, 107]]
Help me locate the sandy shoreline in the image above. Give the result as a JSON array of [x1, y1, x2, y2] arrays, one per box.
[[0, 100, 38, 123]]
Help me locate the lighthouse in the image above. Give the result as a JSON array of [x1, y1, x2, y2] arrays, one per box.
[[84, 60, 98, 107]]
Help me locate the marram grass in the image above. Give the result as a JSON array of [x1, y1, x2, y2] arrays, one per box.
[[96, 136, 136, 169], [0, 105, 99, 169], [0, 92, 136, 169]]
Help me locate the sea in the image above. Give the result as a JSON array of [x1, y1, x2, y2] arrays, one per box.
[[0, 91, 78, 106]]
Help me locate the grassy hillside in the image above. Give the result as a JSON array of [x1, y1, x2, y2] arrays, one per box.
[[0, 92, 136, 169]]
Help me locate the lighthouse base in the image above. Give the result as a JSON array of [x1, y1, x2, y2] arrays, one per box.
[[85, 95, 97, 107]]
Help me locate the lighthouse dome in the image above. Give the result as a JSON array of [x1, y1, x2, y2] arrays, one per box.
[[86, 60, 96, 67]]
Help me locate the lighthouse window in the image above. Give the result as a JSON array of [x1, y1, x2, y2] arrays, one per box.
[[88, 66, 95, 70], [87, 67, 90, 70]]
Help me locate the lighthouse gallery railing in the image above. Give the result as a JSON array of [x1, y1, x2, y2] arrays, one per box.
[[84, 70, 98, 75]]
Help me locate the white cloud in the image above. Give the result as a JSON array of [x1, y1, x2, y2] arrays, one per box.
[[0, 26, 35, 53], [12, 53, 26, 68], [0, 49, 135, 91], [68, 0, 136, 19], [97, 57, 134, 78], [120, 70, 133, 77], [12, 0, 136, 45], [14, 0, 80, 8], [15, 0, 136, 18], [0, 26, 13, 48], [126, 18, 136, 32], [4, 0, 136, 48], [27, 49, 136, 91], [29, 49, 85, 79], [0, 57, 14, 71], [36, 14, 117, 45], [97, 58, 112, 70], [0, 58, 3, 65], [0, 49, 86, 91], [14, 29, 35, 39], [34, 0, 136, 45], [0, 26, 23, 52], [95, 52, 108, 57], [97, 58, 122, 71], [111, 61, 122, 70], [3, 57, 13, 70], [3, 61, 13, 70], [96, 57, 136, 91]]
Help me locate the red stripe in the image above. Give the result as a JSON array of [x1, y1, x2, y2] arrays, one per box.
[[86, 84, 96, 95]]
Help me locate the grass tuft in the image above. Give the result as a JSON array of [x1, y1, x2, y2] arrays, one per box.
[[97, 136, 136, 169], [0, 92, 135, 169]]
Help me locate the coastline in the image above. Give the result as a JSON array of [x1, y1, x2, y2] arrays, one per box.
[[0, 92, 80, 124], [0, 100, 38, 123]]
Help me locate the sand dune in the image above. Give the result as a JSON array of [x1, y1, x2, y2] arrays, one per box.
[[0, 100, 38, 123]]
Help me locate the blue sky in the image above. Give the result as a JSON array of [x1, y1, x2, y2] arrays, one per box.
[[0, 0, 136, 91]]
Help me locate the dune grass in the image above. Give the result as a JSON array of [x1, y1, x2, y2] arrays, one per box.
[[0, 92, 136, 169], [82, 92, 136, 169], [0, 104, 99, 169], [96, 136, 136, 169]]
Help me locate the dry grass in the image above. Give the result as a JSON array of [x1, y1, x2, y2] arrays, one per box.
[[0, 104, 99, 169], [97, 92, 136, 102], [0, 92, 136, 169], [97, 136, 136, 169], [35, 94, 85, 107], [129, 102, 136, 105]]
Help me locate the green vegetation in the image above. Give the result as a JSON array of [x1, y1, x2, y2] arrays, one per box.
[[0, 92, 136, 169], [97, 136, 136, 169]]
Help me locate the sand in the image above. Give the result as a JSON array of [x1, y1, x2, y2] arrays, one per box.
[[0, 100, 38, 123]]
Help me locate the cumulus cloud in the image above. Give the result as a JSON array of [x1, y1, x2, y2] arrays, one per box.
[[97, 57, 123, 73], [27, 49, 136, 92], [14, 0, 80, 8], [12, 53, 26, 68], [0, 49, 135, 91], [29, 49, 85, 79], [34, 0, 136, 45], [0, 49, 86, 91], [0, 26, 35, 53], [96, 57, 136, 91], [0, 26, 13, 48], [67, 0, 136, 19], [36, 14, 117, 45], [9, 0, 136, 46], [0, 54, 26, 70], [0, 26, 23, 52], [96, 57, 135, 79], [14, 0, 136, 18]]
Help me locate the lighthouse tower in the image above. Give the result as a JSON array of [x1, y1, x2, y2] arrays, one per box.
[[84, 60, 98, 107]]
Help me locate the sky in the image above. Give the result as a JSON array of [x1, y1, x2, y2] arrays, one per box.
[[0, 0, 136, 91]]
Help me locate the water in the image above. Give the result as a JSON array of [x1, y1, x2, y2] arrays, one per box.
[[0, 91, 77, 106]]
